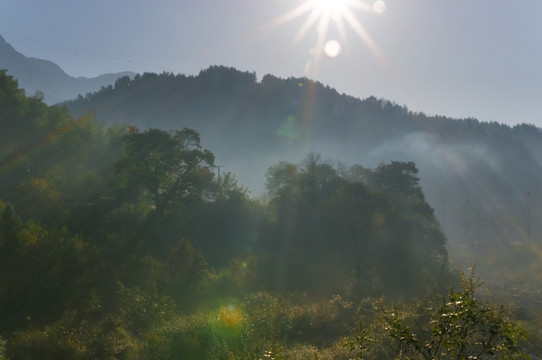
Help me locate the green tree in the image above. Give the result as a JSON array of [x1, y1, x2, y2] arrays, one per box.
[[369, 161, 426, 203], [329, 181, 392, 293], [352, 273, 529, 359], [368, 161, 448, 288], [0, 209, 88, 334], [265, 160, 299, 198], [115, 128, 215, 215], [264, 156, 449, 297]]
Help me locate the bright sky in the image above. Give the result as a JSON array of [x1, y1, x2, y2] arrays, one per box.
[[1, 0, 541, 127]]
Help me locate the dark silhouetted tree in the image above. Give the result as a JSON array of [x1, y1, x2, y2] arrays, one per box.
[[115, 127, 215, 215]]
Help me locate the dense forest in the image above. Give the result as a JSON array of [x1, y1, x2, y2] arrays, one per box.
[[64, 66, 542, 289], [0, 69, 537, 358]]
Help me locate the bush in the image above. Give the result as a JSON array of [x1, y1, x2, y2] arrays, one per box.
[[349, 272, 530, 359]]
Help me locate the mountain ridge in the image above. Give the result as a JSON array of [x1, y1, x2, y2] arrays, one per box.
[[2, 33, 541, 271], [64, 66, 542, 261], [0, 34, 134, 104]]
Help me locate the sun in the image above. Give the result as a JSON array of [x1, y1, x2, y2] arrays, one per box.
[[309, 0, 350, 16], [269, 0, 386, 74]]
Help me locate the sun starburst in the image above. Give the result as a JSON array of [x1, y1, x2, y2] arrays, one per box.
[[269, 0, 386, 75]]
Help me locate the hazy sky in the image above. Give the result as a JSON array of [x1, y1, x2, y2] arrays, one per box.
[[1, 0, 541, 126]]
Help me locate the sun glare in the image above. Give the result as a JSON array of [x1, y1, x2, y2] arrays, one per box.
[[310, 0, 350, 17], [269, 0, 386, 74], [373, 0, 386, 13]]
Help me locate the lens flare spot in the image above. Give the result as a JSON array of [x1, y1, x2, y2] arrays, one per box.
[[373, 0, 386, 13], [324, 40, 341, 57], [277, 115, 300, 139], [269, 0, 387, 75], [218, 305, 243, 327]]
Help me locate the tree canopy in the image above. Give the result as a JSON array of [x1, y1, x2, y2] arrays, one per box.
[[115, 127, 215, 215], [0, 68, 532, 359], [263, 154, 448, 296]]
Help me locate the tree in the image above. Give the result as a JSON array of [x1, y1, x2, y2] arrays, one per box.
[[115, 128, 215, 215], [370, 161, 425, 203], [330, 181, 392, 292], [370, 161, 448, 265], [265, 160, 299, 198], [351, 272, 529, 359], [263, 156, 449, 296], [0, 204, 89, 334]]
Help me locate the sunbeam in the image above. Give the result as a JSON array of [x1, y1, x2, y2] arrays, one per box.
[[269, 0, 387, 75]]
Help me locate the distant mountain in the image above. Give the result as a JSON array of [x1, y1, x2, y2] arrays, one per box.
[[0, 34, 134, 104], [64, 66, 542, 263]]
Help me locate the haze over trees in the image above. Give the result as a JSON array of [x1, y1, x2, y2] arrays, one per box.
[[64, 66, 542, 286], [0, 69, 533, 358]]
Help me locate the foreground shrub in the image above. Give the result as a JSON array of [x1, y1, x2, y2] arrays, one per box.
[[349, 272, 530, 359]]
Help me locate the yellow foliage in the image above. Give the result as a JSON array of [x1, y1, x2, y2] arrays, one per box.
[[19, 221, 47, 246], [217, 305, 243, 328]]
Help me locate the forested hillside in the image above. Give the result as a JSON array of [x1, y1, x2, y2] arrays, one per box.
[[1, 70, 534, 358], [65, 66, 542, 284]]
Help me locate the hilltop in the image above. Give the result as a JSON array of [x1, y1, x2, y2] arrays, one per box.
[[65, 66, 542, 271]]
